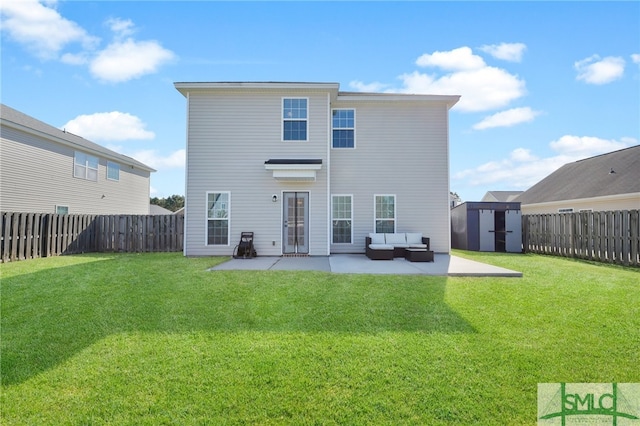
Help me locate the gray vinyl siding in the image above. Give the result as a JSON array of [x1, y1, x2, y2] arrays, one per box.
[[330, 100, 451, 253], [0, 125, 151, 214], [184, 90, 330, 256]]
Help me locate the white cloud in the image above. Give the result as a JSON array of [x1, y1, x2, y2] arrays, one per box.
[[416, 46, 485, 71], [60, 52, 89, 65], [479, 43, 527, 62], [548, 135, 633, 157], [353, 46, 527, 112], [632, 53, 640, 64], [509, 147, 538, 162], [398, 66, 526, 112], [0, 0, 98, 59], [473, 107, 541, 130], [575, 55, 625, 84], [62, 111, 155, 142], [453, 136, 638, 189], [89, 38, 175, 83], [1, 1, 175, 83], [106, 17, 135, 39], [348, 80, 390, 92], [128, 149, 186, 170]]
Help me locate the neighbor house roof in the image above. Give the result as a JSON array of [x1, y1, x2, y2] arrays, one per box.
[[514, 145, 640, 205], [481, 191, 523, 202], [149, 204, 173, 215], [1, 104, 156, 172]]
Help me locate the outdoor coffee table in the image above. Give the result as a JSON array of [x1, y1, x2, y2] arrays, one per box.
[[404, 248, 434, 262]]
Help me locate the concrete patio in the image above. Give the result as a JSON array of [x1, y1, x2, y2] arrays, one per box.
[[210, 254, 522, 277]]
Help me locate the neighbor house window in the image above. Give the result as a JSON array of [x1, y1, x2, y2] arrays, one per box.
[[332, 109, 355, 148], [332, 195, 353, 244], [375, 195, 396, 233], [55, 205, 69, 215], [207, 192, 230, 245], [283, 98, 307, 141], [74, 151, 98, 181], [107, 161, 120, 181], [558, 208, 574, 213]]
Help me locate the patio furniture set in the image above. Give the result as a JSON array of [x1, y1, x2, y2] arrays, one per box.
[[365, 233, 434, 262]]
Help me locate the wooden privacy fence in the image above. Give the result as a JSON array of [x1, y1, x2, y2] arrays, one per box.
[[523, 210, 640, 267], [1, 212, 184, 263]]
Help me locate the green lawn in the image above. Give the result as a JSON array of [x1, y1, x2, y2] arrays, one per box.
[[1, 252, 638, 425]]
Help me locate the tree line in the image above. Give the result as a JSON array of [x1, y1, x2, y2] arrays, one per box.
[[150, 195, 184, 212]]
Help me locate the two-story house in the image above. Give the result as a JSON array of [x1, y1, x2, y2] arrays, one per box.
[[174, 82, 459, 256], [1, 104, 155, 215]]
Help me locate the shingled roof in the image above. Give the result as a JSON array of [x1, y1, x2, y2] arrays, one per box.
[[514, 145, 640, 205], [481, 191, 523, 202], [1, 104, 155, 172]]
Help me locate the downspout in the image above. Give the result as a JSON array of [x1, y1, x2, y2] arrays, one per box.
[[445, 103, 451, 254], [183, 91, 190, 257], [326, 92, 331, 256]]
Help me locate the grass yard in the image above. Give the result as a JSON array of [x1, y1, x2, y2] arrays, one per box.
[[1, 252, 638, 425]]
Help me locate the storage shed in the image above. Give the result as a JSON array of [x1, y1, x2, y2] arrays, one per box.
[[451, 202, 522, 252]]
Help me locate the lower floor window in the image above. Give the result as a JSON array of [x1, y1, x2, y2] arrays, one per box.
[[207, 192, 229, 245], [375, 194, 396, 233], [332, 195, 352, 244]]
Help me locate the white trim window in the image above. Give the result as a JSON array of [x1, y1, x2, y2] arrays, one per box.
[[74, 151, 98, 181], [332, 195, 353, 244], [375, 194, 396, 233], [55, 205, 69, 215], [107, 161, 120, 181], [207, 192, 230, 245], [332, 109, 355, 148], [282, 98, 308, 141]]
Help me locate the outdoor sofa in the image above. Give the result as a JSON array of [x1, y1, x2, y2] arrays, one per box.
[[365, 233, 430, 260]]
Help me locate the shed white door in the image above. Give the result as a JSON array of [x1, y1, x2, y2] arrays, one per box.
[[479, 209, 495, 252], [505, 210, 522, 253], [283, 192, 309, 254]]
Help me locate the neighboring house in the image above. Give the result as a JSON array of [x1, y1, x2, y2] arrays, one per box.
[[149, 204, 173, 215], [0, 104, 155, 215], [450, 192, 463, 209], [481, 191, 523, 202], [515, 145, 640, 215], [175, 81, 459, 256]]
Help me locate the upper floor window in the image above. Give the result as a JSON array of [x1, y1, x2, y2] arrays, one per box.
[[283, 98, 307, 141], [74, 151, 98, 181], [55, 205, 69, 215], [107, 161, 120, 181], [332, 109, 355, 148]]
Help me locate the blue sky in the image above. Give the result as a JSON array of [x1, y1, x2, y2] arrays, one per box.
[[2, 1, 639, 202]]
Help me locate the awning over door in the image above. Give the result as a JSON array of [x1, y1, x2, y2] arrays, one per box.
[[264, 159, 323, 182]]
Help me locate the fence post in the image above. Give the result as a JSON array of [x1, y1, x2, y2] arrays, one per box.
[[1, 212, 11, 262]]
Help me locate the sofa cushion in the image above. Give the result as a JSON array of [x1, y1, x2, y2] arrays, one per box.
[[409, 243, 428, 249], [406, 233, 423, 244], [369, 244, 394, 250], [385, 233, 406, 245], [369, 233, 386, 244]]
